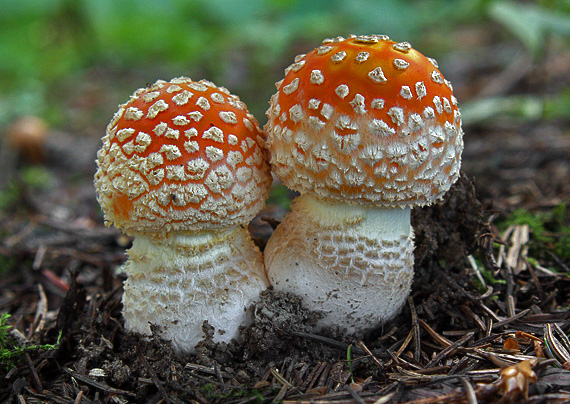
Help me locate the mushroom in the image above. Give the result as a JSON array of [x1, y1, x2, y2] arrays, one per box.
[[264, 35, 464, 333], [94, 77, 272, 353], [5, 115, 49, 163]]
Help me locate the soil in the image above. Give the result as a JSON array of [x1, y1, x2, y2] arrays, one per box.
[[1, 37, 570, 403]]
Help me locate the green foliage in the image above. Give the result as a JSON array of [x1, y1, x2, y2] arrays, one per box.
[[481, 264, 507, 286], [0, 0, 485, 126], [0, 313, 62, 370], [460, 95, 545, 126], [20, 166, 55, 190], [499, 204, 570, 264], [0, 313, 10, 340], [489, 0, 570, 57], [200, 383, 215, 395], [470, 257, 506, 293], [0, 166, 55, 213], [267, 184, 294, 210], [3, 0, 568, 128], [0, 181, 21, 212], [544, 88, 570, 120], [347, 343, 355, 384], [460, 90, 570, 125]]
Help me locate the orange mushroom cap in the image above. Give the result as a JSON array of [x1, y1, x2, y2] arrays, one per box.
[[94, 77, 271, 235], [266, 35, 464, 207]]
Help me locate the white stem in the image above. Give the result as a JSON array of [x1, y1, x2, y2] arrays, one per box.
[[120, 227, 268, 353], [265, 194, 414, 334], [297, 193, 412, 238]]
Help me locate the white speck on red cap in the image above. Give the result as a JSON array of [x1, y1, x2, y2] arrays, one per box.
[[94, 77, 272, 235], [264, 35, 463, 207]]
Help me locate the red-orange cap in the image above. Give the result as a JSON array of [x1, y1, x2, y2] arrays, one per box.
[[266, 35, 464, 207], [95, 77, 271, 235]]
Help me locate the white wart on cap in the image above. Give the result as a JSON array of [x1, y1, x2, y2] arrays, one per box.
[[95, 77, 270, 236], [266, 34, 463, 207]]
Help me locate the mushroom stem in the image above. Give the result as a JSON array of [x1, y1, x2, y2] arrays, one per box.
[[121, 227, 268, 353], [265, 193, 414, 334]]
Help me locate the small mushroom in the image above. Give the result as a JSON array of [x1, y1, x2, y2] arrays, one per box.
[[94, 77, 272, 353], [5, 115, 49, 163], [264, 35, 464, 333]]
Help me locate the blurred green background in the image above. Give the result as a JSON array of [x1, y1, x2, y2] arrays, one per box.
[[0, 0, 569, 216], [1, 0, 569, 132]]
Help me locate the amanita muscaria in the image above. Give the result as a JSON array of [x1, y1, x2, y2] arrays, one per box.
[[94, 77, 271, 353], [264, 35, 464, 333]]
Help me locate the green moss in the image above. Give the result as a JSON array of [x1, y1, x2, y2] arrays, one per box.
[[471, 255, 507, 293], [199, 383, 215, 396], [498, 204, 570, 264], [482, 267, 507, 287], [0, 313, 61, 370]]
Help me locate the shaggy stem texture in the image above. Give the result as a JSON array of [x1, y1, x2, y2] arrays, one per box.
[[265, 194, 414, 334], [121, 227, 268, 353]]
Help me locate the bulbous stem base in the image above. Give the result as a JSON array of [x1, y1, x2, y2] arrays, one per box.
[[120, 227, 269, 353], [265, 194, 414, 334]]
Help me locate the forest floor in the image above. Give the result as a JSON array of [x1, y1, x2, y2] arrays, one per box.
[[1, 35, 570, 403]]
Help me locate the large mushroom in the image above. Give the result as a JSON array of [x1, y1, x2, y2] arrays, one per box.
[[94, 77, 272, 353], [264, 35, 464, 333]]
